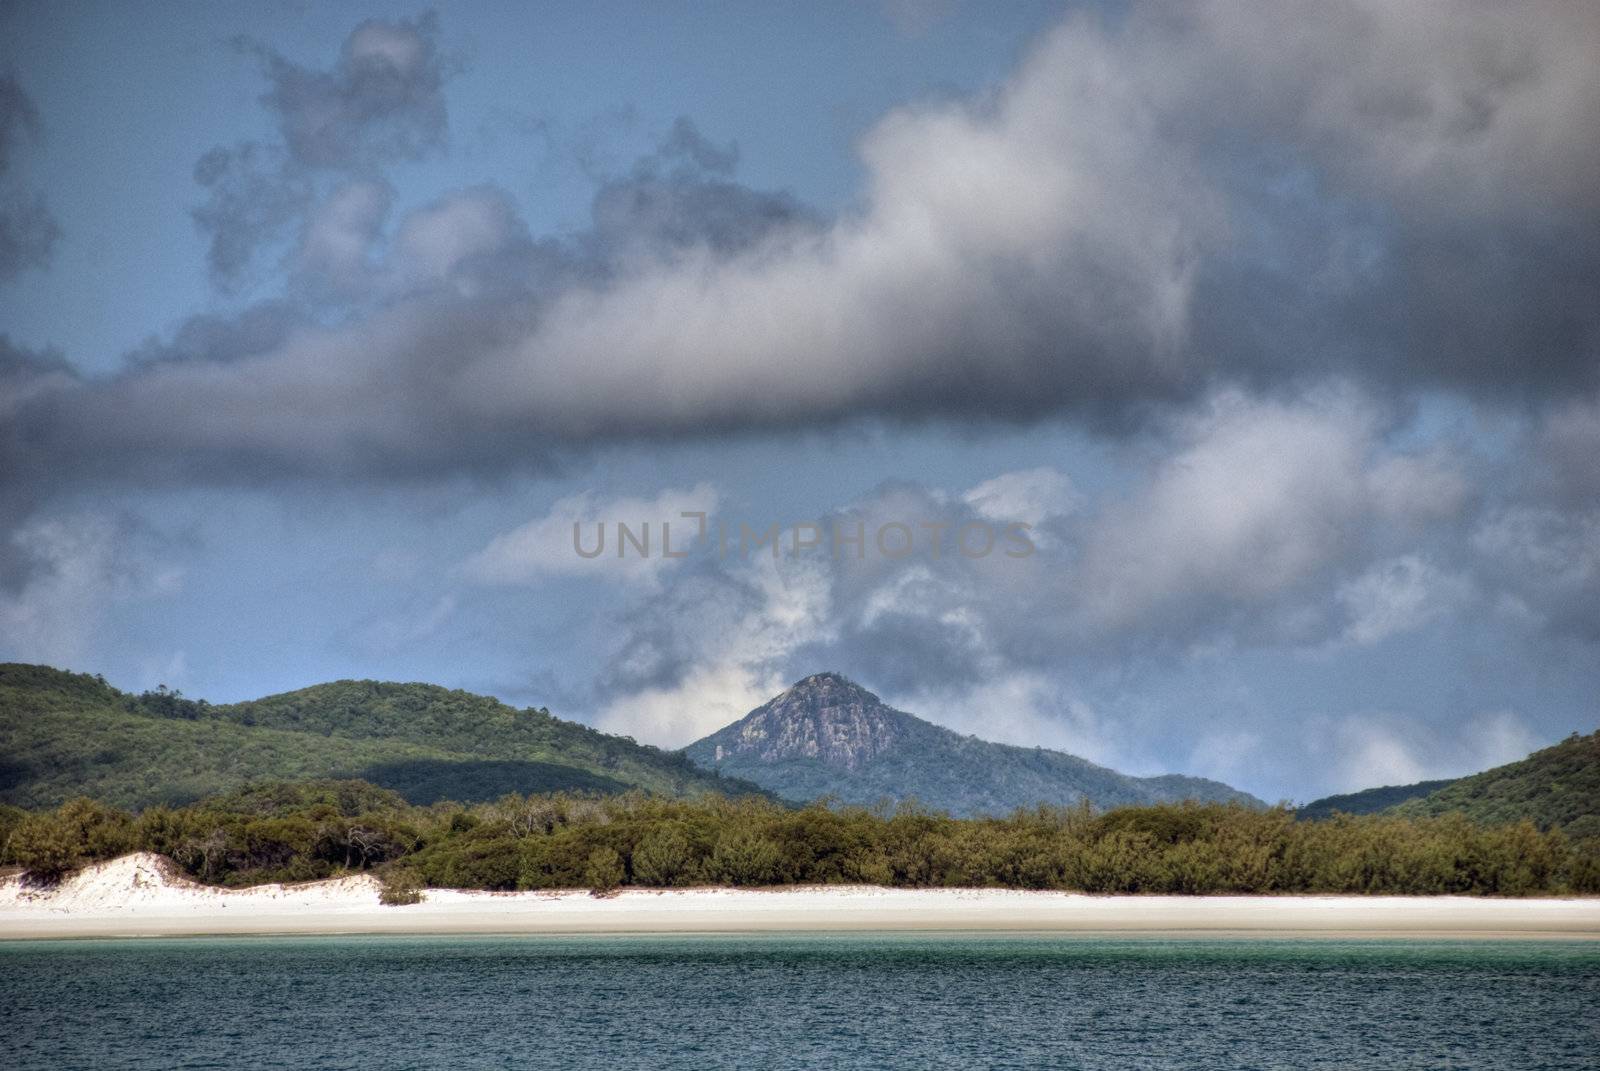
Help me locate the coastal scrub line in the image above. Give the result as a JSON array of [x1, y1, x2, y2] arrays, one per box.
[[3, 782, 1596, 898]]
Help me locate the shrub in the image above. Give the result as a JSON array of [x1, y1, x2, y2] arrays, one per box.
[[709, 830, 782, 885], [583, 847, 625, 895], [631, 826, 698, 887], [378, 867, 425, 906], [9, 814, 81, 883], [8, 798, 135, 883]]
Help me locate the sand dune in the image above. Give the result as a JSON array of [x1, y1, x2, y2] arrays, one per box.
[[3, 854, 1598, 940]]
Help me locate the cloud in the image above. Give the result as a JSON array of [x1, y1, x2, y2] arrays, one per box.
[[291, 178, 392, 297], [191, 142, 311, 288], [193, 14, 454, 287], [0, 513, 181, 666], [1067, 388, 1476, 646], [0, 337, 78, 586], [0, 74, 60, 282], [1539, 394, 1600, 507], [590, 551, 836, 742], [1319, 709, 1542, 795], [585, 117, 822, 264], [885, 670, 1120, 764], [289, 181, 534, 301], [413, 386, 1593, 802], [1472, 505, 1600, 641], [1335, 555, 1467, 647], [592, 661, 791, 747], [461, 483, 718, 586], [7, 4, 1596, 502], [560, 383, 1577, 777], [962, 467, 1080, 528], [0, 335, 74, 416], [252, 13, 451, 171], [123, 302, 306, 369], [389, 185, 531, 290]]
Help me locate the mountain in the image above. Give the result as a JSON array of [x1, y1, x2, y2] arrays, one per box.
[[1386, 730, 1600, 839], [683, 672, 1262, 816], [1296, 779, 1459, 821], [0, 664, 765, 810]]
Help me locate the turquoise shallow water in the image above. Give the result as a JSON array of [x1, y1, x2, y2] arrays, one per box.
[[3, 934, 1598, 1069]]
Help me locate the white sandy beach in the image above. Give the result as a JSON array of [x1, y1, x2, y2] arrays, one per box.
[[3, 854, 1598, 940]]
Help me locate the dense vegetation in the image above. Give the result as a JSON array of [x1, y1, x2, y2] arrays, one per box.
[[4, 780, 1595, 897], [1296, 779, 1459, 821], [0, 664, 764, 809], [1390, 731, 1600, 839]]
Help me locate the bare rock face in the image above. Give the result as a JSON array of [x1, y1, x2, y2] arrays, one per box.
[[716, 673, 902, 770]]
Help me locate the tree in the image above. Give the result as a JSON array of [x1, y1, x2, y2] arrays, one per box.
[[632, 826, 697, 886], [9, 813, 81, 882], [709, 829, 781, 885], [584, 847, 625, 895]]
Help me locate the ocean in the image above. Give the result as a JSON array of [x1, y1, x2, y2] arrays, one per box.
[[4, 934, 1597, 1069]]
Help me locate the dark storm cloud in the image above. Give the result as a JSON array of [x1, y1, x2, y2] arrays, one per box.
[[0, 334, 70, 382], [6, 3, 1600, 531], [0, 337, 77, 589], [0, 74, 60, 282]]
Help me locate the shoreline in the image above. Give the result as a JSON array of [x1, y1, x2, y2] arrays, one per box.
[[4, 855, 1599, 941]]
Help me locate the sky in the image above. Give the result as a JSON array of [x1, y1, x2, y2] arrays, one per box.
[[1, 0, 1596, 804]]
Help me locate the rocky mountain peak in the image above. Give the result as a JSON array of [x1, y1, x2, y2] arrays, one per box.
[[684, 672, 1264, 815], [706, 672, 906, 770], [786, 671, 877, 703]]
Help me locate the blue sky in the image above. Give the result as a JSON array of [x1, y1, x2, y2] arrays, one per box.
[[1, 1, 1596, 803]]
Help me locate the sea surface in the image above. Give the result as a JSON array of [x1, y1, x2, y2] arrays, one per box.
[[4, 934, 1598, 1069]]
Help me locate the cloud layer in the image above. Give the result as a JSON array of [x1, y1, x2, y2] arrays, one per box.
[[4, 1, 1595, 507]]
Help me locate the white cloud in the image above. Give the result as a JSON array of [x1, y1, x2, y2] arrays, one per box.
[[1317, 708, 1542, 796], [1073, 389, 1375, 631], [1471, 505, 1600, 638], [962, 467, 1080, 528], [389, 186, 528, 291], [293, 179, 390, 296], [461, 483, 718, 587], [592, 662, 789, 746], [591, 552, 836, 744], [886, 670, 1124, 765], [1366, 449, 1471, 526], [1336, 554, 1467, 646], [0, 514, 181, 666]]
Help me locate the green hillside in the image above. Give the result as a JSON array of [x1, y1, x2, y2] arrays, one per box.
[[0, 664, 763, 810], [1388, 730, 1600, 839], [1296, 779, 1458, 821]]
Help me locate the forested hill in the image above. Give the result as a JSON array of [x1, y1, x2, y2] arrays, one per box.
[[1387, 730, 1600, 839], [0, 664, 766, 810], [685, 672, 1262, 817], [1296, 779, 1459, 821]]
